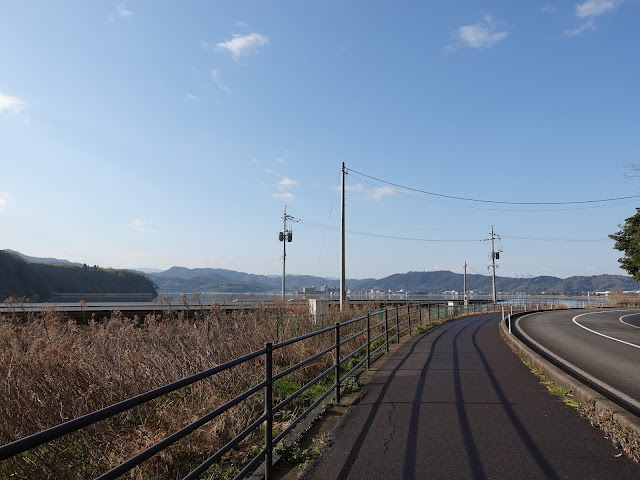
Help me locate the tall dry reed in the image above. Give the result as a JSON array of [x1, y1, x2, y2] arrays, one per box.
[[0, 300, 372, 479]]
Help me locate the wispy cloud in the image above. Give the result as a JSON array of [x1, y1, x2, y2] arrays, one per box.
[[116, 3, 134, 18], [565, 0, 619, 36], [129, 219, 154, 233], [272, 192, 295, 201], [185, 93, 200, 103], [341, 183, 397, 201], [576, 0, 616, 18], [0, 93, 26, 114], [564, 21, 596, 36], [216, 32, 269, 60], [0, 192, 8, 211], [447, 15, 508, 52], [277, 177, 298, 189], [210, 69, 231, 94]]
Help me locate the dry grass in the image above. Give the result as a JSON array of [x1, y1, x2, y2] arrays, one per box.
[[0, 299, 388, 479], [608, 292, 640, 308]]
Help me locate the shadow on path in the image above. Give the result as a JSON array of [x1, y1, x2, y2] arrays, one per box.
[[336, 321, 458, 479]]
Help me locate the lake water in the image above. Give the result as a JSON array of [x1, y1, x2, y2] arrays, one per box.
[[160, 292, 608, 308]]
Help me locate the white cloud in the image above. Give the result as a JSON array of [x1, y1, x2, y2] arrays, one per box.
[[276, 157, 285, 164], [576, 0, 616, 18], [216, 32, 269, 59], [566, 0, 619, 35], [367, 186, 396, 201], [185, 93, 200, 103], [210, 69, 231, 94], [116, 3, 134, 18], [277, 177, 298, 189], [448, 15, 508, 51], [344, 183, 366, 193], [272, 192, 295, 200], [0, 93, 26, 114], [129, 219, 154, 233], [0, 192, 8, 211], [564, 20, 596, 36], [339, 183, 396, 201]]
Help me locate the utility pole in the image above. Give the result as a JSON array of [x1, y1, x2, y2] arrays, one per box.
[[463, 262, 468, 306], [279, 206, 294, 301], [486, 226, 501, 304], [340, 162, 347, 312]]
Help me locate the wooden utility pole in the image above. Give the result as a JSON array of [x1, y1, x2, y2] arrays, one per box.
[[279, 206, 294, 301], [340, 162, 347, 312]]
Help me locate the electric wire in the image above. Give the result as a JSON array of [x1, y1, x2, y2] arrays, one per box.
[[296, 217, 611, 244], [347, 167, 640, 206], [351, 175, 636, 213], [295, 218, 485, 242]]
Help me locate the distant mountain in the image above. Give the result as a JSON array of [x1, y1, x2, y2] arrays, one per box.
[[5, 249, 83, 267], [350, 271, 639, 295], [4, 249, 638, 297], [148, 267, 639, 295], [148, 267, 339, 294]]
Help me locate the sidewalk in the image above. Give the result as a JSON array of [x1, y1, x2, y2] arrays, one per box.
[[300, 314, 639, 480]]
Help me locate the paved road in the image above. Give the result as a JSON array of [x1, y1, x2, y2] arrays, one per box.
[[515, 309, 640, 414], [302, 314, 638, 480]]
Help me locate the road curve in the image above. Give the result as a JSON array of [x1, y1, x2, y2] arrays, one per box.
[[514, 309, 640, 415], [302, 314, 639, 480]]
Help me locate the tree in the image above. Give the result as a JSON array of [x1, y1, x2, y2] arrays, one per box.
[[609, 208, 640, 281]]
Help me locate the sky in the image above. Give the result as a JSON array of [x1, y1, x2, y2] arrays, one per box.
[[1, 1, 640, 281]]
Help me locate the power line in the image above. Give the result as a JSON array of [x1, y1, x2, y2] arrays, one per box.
[[295, 218, 484, 242], [296, 217, 611, 244], [346, 167, 640, 206], [353, 174, 637, 213], [501, 234, 610, 242]]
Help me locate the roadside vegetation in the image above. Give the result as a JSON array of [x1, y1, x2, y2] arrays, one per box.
[[1, 297, 466, 478]]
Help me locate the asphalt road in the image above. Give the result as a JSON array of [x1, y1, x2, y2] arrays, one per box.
[[302, 314, 638, 480], [515, 309, 640, 414]]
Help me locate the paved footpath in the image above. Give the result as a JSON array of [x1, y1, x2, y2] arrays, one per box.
[[302, 314, 639, 480]]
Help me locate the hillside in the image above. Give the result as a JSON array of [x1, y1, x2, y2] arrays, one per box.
[[0, 251, 157, 302], [351, 271, 639, 295], [149, 267, 639, 295]]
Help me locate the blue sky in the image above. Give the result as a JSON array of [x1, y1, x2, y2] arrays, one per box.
[[1, 1, 639, 280]]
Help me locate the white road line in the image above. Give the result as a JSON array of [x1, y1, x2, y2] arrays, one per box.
[[620, 313, 640, 330], [572, 311, 640, 349], [515, 313, 640, 412]]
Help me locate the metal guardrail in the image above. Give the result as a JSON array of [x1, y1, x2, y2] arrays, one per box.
[[0, 301, 495, 479]]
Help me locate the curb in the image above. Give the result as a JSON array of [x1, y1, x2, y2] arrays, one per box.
[[499, 317, 640, 443]]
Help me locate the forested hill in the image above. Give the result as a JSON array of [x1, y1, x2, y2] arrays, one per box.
[[148, 267, 639, 295], [0, 250, 157, 302], [351, 271, 639, 295]]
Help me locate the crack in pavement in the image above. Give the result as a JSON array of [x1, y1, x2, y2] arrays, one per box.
[[382, 397, 396, 452]]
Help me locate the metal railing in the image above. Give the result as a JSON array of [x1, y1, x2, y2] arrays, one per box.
[[0, 301, 496, 479]]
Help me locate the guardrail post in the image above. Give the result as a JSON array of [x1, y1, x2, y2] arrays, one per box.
[[395, 305, 400, 343], [366, 313, 371, 370], [264, 342, 273, 480], [419, 303, 422, 328], [408, 304, 412, 335], [385, 309, 389, 353], [334, 323, 341, 404]]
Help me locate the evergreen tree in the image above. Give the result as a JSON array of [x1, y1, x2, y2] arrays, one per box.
[[609, 208, 640, 281]]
